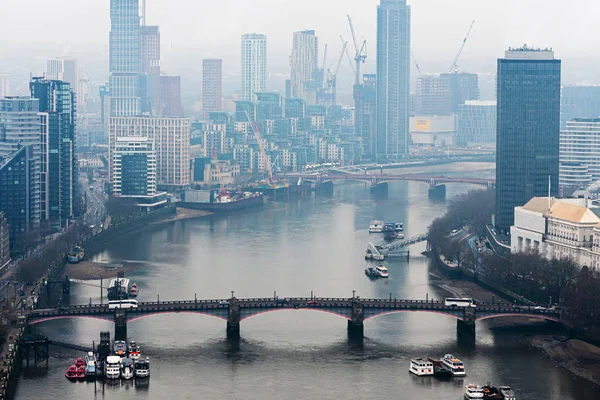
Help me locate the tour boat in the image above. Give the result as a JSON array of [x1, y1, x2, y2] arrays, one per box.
[[129, 283, 138, 298], [121, 358, 134, 380], [129, 341, 141, 360], [114, 340, 127, 357], [75, 357, 85, 368], [409, 357, 434, 376], [395, 222, 404, 232], [369, 220, 384, 233], [375, 265, 389, 278], [498, 386, 516, 400], [442, 354, 466, 376], [428, 357, 453, 379], [76, 366, 86, 381], [65, 365, 78, 380], [481, 384, 504, 399], [105, 356, 121, 380], [134, 357, 150, 378], [464, 384, 484, 399]]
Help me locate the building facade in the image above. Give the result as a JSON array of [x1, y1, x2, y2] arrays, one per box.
[[355, 74, 377, 158], [241, 33, 267, 101], [160, 75, 184, 117], [376, 0, 411, 159], [290, 30, 318, 103], [0, 211, 9, 268], [112, 136, 157, 196], [109, 0, 141, 116], [109, 116, 191, 190], [0, 75, 10, 98], [561, 86, 600, 129], [46, 57, 82, 109], [139, 25, 161, 116], [559, 118, 600, 190], [202, 59, 222, 119], [457, 100, 496, 148], [496, 47, 561, 231]]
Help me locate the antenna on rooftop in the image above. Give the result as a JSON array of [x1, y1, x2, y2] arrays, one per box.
[[547, 175, 551, 215]]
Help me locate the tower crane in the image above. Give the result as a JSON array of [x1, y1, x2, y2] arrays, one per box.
[[410, 51, 421, 75], [326, 40, 348, 107], [321, 44, 328, 91], [449, 20, 475, 73], [244, 111, 273, 183], [347, 14, 367, 85]]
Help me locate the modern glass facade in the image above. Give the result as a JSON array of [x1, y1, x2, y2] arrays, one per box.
[[559, 118, 600, 190], [376, 0, 411, 159], [561, 86, 600, 129], [241, 34, 267, 102], [496, 48, 561, 231], [457, 100, 496, 148]]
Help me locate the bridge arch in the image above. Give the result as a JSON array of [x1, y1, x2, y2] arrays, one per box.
[[363, 309, 464, 322], [476, 313, 560, 323], [240, 308, 351, 321], [27, 315, 115, 326], [126, 310, 228, 323]]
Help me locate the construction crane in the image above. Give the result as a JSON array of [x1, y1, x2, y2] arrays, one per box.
[[321, 44, 328, 91], [410, 51, 421, 75], [244, 111, 273, 183], [347, 14, 367, 85], [449, 20, 475, 73], [340, 35, 356, 77], [326, 40, 347, 107]]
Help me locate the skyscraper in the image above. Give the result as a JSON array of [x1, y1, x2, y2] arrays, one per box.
[[355, 74, 377, 158], [290, 30, 318, 103], [46, 57, 84, 111], [376, 0, 411, 159], [241, 33, 267, 101], [139, 25, 161, 115], [160, 75, 184, 117], [0, 74, 11, 98], [202, 59, 222, 119], [495, 46, 561, 231], [109, 0, 141, 116]]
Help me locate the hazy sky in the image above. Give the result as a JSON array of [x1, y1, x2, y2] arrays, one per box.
[[1, 0, 599, 86]]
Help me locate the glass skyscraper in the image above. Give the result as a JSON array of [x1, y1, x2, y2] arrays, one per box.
[[495, 47, 561, 231], [376, 0, 410, 159], [241, 33, 267, 102]]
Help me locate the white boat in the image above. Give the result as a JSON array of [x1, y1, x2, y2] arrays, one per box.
[[104, 356, 121, 380], [375, 265, 389, 278], [134, 357, 150, 378], [369, 220, 384, 233], [129, 340, 141, 360], [442, 354, 466, 376], [84, 351, 97, 378], [499, 386, 516, 400], [464, 383, 484, 399], [121, 358, 134, 380], [409, 357, 434, 376], [395, 222, 404, 232]]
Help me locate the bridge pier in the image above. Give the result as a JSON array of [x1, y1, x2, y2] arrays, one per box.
[[114, 310, 127, 342], [457, 307, 476, 342], [369, 182, 388, 196], [227, 302, 240, 339], [428, 183, 446, 200], [347, 301, 364, 341]]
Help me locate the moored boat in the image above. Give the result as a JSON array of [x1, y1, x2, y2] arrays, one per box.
[[121, 358, 134, 380], [114, 340, 127, 357], [369, 220, 384, 233], [464, 383, 484, 399], [134, 357, 150, 378], [499, 386, 516, 400], [76, 366, 86, 381], [129, 341, 140, 360], [409, 357, 434, 376], [365, 267, 378, 278], [482, 384, 503, 399], [104, 356, 121, 380], [395, 222, 404, 232], [375, 265, 389, 278], [428, 357, 453, 379], [65, 365, 78, 380], [75, 357, 85, 368], [442, 354, 466, 376]]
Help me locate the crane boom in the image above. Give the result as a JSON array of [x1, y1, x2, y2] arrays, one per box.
[[347, 14, 359, 58], [449, 20, 475, 73], [245, 111, 272, 182], [322, 44, 328, 89], [410, 51, 421, 74], [347, 14, 367, 85]]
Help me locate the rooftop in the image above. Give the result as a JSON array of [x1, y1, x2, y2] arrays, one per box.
[[521, 197, 600, 224]]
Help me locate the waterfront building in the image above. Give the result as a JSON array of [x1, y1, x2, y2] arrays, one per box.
[[139, 25, 161, 115], [109, 116, 191, 190], [290, 30, 318, 103], [30, 78, 78, 227], [0, 74, 11, 97], [559, 118, 600, 191], [410, 115, 456, 146], [202, 59, 222, 119], [457, 100, 496, 148], [160, 75, 183, 117], [109, 0, 141, 116], [376, 0, 411, 159], [495, 46, 561, 232], [354, 74, 377, 158], [241, 33, 267, 101], [0, 211, 9, 268], [561, 86, 600, 129]]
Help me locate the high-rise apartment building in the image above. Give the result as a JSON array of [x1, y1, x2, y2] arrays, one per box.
[[0, 75, 10, 98], [109, 0, 141, 116], [0, 211, 9, 267], [355, 74, 377, 158], [561, 86, 600, 129], [457, 100, 496, 148], [112, 136, 157, 196], [160, 75, 184, 117], [202, 59, 222, 119], [241, 33, 267, 101], [30, 78, 78, 228], [376, 0, 411, 159], [109, 116, 191, 190], [496, 47, 561, 232], [559, 118, 600, 190], [139, 25, 161, 115], [290, 30, 318, 103], [416, 72, 479, 116]]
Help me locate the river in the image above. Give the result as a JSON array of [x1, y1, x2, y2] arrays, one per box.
[[14, 163, 599, 399]]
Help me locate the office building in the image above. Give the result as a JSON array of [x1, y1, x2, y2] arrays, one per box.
[[0, 211, 9, 267], [376, 0, 411, 158], [561, 86, 600, 129], [354, 74, 377, 158], [442, 72, 480, 113], [290, 30, 318, 102], [241, 33, 267, 101], [457, 100, 496, 148], [0, 75, 10, 98], [416, 72, 479, 116], [139, 25, 161, 115], [410, 115, 456, 146], [560, 118, 600, 190], [109, 116, 191, 190], [160, 75, 184, 117], [30, 77, 78, 227], [202, 59, 222, 119], [109, 0, 141, 116], [495, 46, 561, 232]]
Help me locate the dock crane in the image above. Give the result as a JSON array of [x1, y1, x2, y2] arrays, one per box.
[[326, 40, 348, 107], [449, 20, 475, 73], [347, 14, 367, 85], [245, 111, 273, 183]]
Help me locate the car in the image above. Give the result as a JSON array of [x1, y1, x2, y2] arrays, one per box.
[[276, 298, 290, 305], [534, 306, 546, 310], [219, 300, 229, 306], [307, 300, 318, 305]]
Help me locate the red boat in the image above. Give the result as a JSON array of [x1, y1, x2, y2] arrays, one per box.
[[65, 365, 78, 380], [76, 366, 86, 380], [75, 357, 85, 368]]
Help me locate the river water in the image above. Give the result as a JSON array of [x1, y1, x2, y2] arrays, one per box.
[[14, 163, 599, 399]]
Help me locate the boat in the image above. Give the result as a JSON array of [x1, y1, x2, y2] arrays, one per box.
[[67, 246, 85, 263], [383, 223, 398, 241], [409, 357, 434, 376], [482, 384, 504, 399], [129, 283, 138, 298], [375, 265, 389, 278], [365, 267, 378, 278], [107, 277, 131, 300], [121, 358, 134, 380], [464, 383, 484, 399], [114, 340, 127, 357], [134, 357, 150, 378], [75, 357, 85, 368], [498, 386, 516, 400], [442, 354, 466, 376], [129, 341, 141, 360], [395, 222, 404, 232], [84, 352, 97, 379], [65, 365, 78, 380], [369, 220, 384, 233], [76, 366, 86, 381], [384, 231, 398, 241], [427, 358, 453, 379], [104, 356, 121, 380]]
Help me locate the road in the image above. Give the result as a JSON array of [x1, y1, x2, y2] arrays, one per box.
[[80, 174, 107, 229]]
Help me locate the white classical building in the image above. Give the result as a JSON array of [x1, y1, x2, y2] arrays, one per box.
[[511, 197, 600, 267]]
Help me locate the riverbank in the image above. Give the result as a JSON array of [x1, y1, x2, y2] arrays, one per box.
[[63, 260, 144, 280], [149, 207, 212, 227]]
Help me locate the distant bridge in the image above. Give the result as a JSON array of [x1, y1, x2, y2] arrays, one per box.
[[27, 296, 560, 342], [366, 234, 429, 260]]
